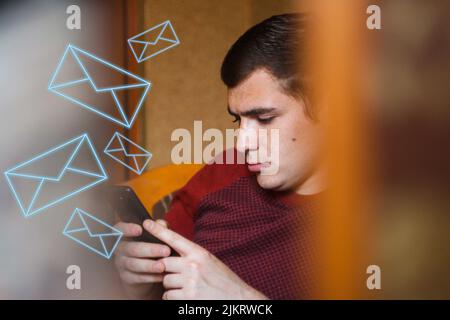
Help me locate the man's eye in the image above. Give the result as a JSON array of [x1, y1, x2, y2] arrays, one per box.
[[257, 117, 274, 124]]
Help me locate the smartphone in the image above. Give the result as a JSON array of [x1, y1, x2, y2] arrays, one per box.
[[102, 185, 177, 255]]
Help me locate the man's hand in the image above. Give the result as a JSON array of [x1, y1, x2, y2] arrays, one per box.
[[143, 219, 268, 300], [114, 220, 171, 299]]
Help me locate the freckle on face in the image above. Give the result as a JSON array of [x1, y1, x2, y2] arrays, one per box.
[[292, 138, 297, 142]]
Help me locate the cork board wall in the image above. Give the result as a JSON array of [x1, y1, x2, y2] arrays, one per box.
[[139, 0, 298, 169]]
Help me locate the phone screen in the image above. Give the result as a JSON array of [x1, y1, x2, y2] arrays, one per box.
[[102, 186, 164, 244], [99, 186, 178, 256]]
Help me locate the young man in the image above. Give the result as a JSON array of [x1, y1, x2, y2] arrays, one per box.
[[114, 13, 327, 300]]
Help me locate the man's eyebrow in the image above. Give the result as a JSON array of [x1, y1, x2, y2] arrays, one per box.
[[227, 106, 276, 117]]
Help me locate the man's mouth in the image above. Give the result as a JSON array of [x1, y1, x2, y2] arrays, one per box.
[[247, 162, 271, 172]]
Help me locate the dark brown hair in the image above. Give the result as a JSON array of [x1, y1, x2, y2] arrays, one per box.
[[221, 13, 313, 117]]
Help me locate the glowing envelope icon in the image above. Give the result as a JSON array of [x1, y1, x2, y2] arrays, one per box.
[[128, 20, 180, 63], [104, 132, 152, 175], [63, 208, 123, 259], [4, 134, 107, 217], [48, 44, 151, 128]]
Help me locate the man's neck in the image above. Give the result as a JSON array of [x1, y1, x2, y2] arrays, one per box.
[[295, 166, 328, 196]]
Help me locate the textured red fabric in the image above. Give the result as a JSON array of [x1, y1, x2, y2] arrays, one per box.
[[165, 151, 319, 299]]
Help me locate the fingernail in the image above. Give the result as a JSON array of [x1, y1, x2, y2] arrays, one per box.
[[144, 219, 154, 229], [155, 262, 165, 272]]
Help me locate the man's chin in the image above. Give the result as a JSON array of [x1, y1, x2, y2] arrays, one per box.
[[255, 174, 285, 191]]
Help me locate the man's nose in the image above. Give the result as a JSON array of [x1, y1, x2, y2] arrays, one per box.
[[236, 126, 258, 154]]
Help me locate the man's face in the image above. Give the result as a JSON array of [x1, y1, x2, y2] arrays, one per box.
[[228, 69, 325, 194]]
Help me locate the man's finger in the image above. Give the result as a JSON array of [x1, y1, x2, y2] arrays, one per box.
[[114, 222, 142, 237], [143, 219, 198, 256], [159, 256, 186, 273], [117, 241, 171, 258], [121, 271, 164, 285], [163, 289, 184, 300], [163, 274, 185, 289], [156, 219, 168, 228], [117, 256, 165, 274]]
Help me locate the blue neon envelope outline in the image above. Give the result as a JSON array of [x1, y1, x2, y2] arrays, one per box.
[[104, 132, 152, 175], [4, 134, 107, 217], [63, 208, 123, 259], [128, 20, 180, 63], [48, 44, 151, 128]]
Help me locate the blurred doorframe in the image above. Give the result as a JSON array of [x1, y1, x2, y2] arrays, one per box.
[[122, 0, 146, 180]]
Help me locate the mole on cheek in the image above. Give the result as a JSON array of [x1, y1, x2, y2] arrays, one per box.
[[291, 138, 297, 142]]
